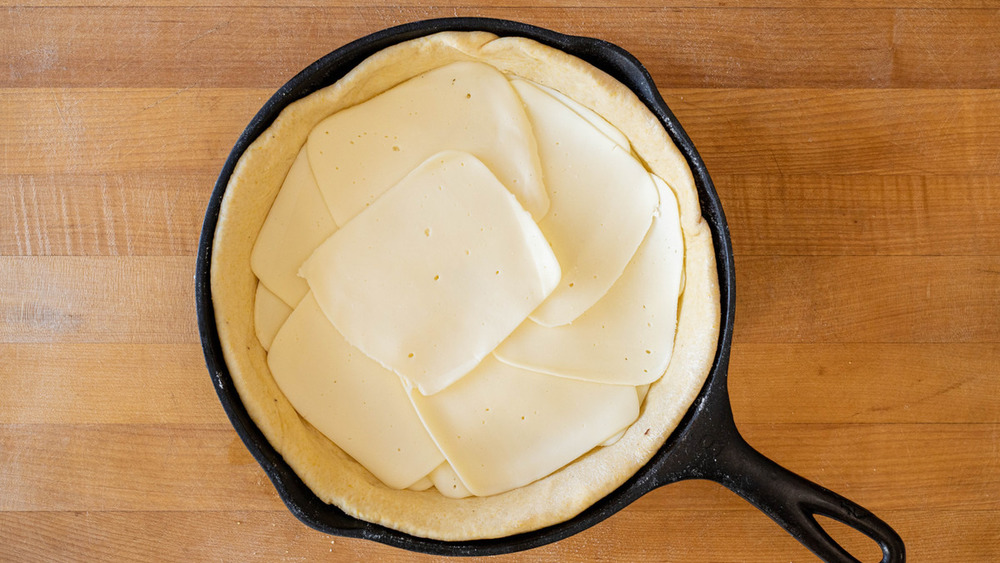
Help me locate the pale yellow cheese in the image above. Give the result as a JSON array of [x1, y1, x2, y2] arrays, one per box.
[[511, 79, 659, 327], [429, 462, 473, 499], [520, 79, 631, 151], [250, 147, 337, 308], [409, 356, 639, 497], [253, 282, 292, 351], [407, 476, 434, 492], [300, 151, 561, 396], [252, 51, 686, 502], [307, 61, 548, 225], [600, 429, 626, 447], [494, 173, 684, 385], [637, 384, 651, 404], [267, 292, 445, 489]]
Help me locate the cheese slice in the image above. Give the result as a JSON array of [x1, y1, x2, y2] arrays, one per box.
[[520, 79, 631, 152], [307, 61, 548, 225], [253, 282, 292, 351], [300, 151, 560, 396], [250, 147, 337, 307], [637, 383, 651, 404], [600, 429, 627, 447], [410, 356, 639, 497], [407, 476, 434, 492], [429, 462, 473, 499], [511, 79, 658, 327], [267, 293, 445, 489], [494, 173, 684, 385]]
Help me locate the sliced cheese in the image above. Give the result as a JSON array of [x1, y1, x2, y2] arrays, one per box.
[[253, 282, 292, 351], [518, 79, 631, 152], [511, 79, 658, 327], [300, 151, 560, 396], [429, 462, 473, 499], [409, 356, 639, 497], [267, 292, 445, 489], [407, 476, 434, 492], [307, 61, 548, 225], [600, 429, 627, 447], [250, 146, 337, 307], [637, 384, 651, 404], [494, 173, 684, 385]]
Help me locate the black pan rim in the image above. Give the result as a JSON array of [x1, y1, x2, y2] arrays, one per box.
[[195, 16, 735, 556]]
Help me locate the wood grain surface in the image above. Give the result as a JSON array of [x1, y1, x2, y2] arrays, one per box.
[[2, 3, 998, 562]]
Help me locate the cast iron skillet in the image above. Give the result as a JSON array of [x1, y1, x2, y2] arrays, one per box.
[[195, 18, 905, 562]]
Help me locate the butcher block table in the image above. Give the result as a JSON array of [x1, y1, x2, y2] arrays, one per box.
[[2, 2, 998, 561]]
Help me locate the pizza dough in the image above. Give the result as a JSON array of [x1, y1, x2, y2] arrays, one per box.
[[210, 30, 720, 540]]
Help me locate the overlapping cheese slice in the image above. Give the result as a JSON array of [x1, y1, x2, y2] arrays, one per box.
[[409, 356, 639, 497], [253, 283, 291, 351], [510, 79, 659, 327], [494, 174, 684, 385], [407, 475, 434, 492], [528, 80, 631, 151], [267, 292, 445, 489], [428, 462, 473, 499], [250, 147, 337, 307], [307, 61, 548, 225], [300, 151, 560, 396], [253, 63, 686, 499]]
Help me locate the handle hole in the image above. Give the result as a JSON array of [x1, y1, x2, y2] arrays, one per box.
[[815, 514, 884, 563]]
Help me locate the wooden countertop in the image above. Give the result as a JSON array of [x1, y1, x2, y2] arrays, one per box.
[[2, 3, 998, 561]]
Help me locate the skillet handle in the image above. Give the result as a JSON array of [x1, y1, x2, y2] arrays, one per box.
[[651, 367, 904, 562], [701, 430, 905, 563]]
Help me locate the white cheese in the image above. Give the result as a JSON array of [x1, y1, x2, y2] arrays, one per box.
[[600, 429, 626, 447], [429, 462, 473, 499], [267, 293, 445, 489], [407, 476, 434, 492], [519, 79, 631, 152], [307, 61, 548, 225], [250, 147, 337, 307], [637, 383, 651, 404], [409, 356, 639, 497], [253, 282, 291, 351], [300, 151, 560, 396], [511, 79, 658, 327], [254, 62, 690, 499], [494, 173, 684, 385]]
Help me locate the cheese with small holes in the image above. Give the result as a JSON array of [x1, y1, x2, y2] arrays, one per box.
[[300, 150, 560, 396], [409, 356, 639, 496], [428, 462, 473, 499], [307, 61, 548, 225], [249, 55, 696, 501], [494, 173, 684, 385]]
